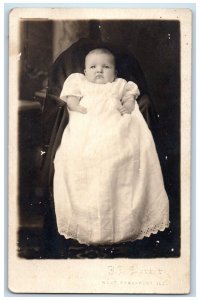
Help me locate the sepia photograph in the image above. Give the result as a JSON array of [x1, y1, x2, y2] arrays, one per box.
[[8, 7, 191, 294]]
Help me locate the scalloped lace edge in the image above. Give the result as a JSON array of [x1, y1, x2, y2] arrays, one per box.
[[136, 222, 170, 240], [58, 222, 170, 246]]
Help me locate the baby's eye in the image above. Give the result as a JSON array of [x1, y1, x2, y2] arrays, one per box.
[[104, 65, 110, 69], [90, 65, 96, 69]]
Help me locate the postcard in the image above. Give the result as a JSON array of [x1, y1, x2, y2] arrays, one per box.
[[8, 7, 191, 294]]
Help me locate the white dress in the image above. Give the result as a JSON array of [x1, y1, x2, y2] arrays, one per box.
[[53, 73, 169, 245]]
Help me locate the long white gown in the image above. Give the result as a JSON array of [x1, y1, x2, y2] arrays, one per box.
[[53, 73, 169, 245]]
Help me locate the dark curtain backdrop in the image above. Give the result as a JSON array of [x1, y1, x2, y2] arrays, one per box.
[[18, 20, 180, 259]]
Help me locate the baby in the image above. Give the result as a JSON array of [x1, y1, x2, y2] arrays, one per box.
[[53, 47, 169, 245], [65, 48, 135, 116]]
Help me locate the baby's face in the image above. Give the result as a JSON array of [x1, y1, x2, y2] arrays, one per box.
[[84, 52, 116, 84]]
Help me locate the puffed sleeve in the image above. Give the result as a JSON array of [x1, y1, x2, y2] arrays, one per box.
[[60, 73, 84, 100], [122, 81, 140, 102]]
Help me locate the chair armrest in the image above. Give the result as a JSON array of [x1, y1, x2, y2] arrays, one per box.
[[42, 93, 66, 112], [39, 94, 69, 193], [47, 94, 66, 106], [40, 92, 68, 157]]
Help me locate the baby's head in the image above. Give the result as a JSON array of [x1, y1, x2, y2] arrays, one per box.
[[84, 48, 117, 84]]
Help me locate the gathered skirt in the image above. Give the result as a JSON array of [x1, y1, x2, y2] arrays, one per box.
[[53, 102, 169, 245]]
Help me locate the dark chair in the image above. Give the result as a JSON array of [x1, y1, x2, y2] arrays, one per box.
[[39, 38, 159, 257]]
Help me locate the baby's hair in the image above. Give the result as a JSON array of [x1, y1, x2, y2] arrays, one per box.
[[85, 48, 116, 65], [87, 47, 115, 56]]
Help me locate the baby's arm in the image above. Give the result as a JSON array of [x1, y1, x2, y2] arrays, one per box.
[[65, 95, 87, 114], [118, 95, 135, 115], [118, 81, 140, 115]]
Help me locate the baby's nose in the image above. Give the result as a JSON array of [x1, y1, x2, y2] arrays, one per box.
[[96, 66, 103, 73]]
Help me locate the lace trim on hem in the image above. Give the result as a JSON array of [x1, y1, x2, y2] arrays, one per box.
[[58, 222, 170, 246], [136, 222, 170, 240]]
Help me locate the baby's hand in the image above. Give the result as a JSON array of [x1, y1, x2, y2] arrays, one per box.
[[120, 95, 135, 115], [117, 100, 135, 115], [123, 100, 135, 114], [117, 104, 130, 115], [76, 105, 87, 114]]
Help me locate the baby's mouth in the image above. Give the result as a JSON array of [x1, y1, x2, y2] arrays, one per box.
[[96, 75, 103, 79]]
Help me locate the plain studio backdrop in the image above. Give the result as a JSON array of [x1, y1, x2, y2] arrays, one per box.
[[18, 19, 180, 259]]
